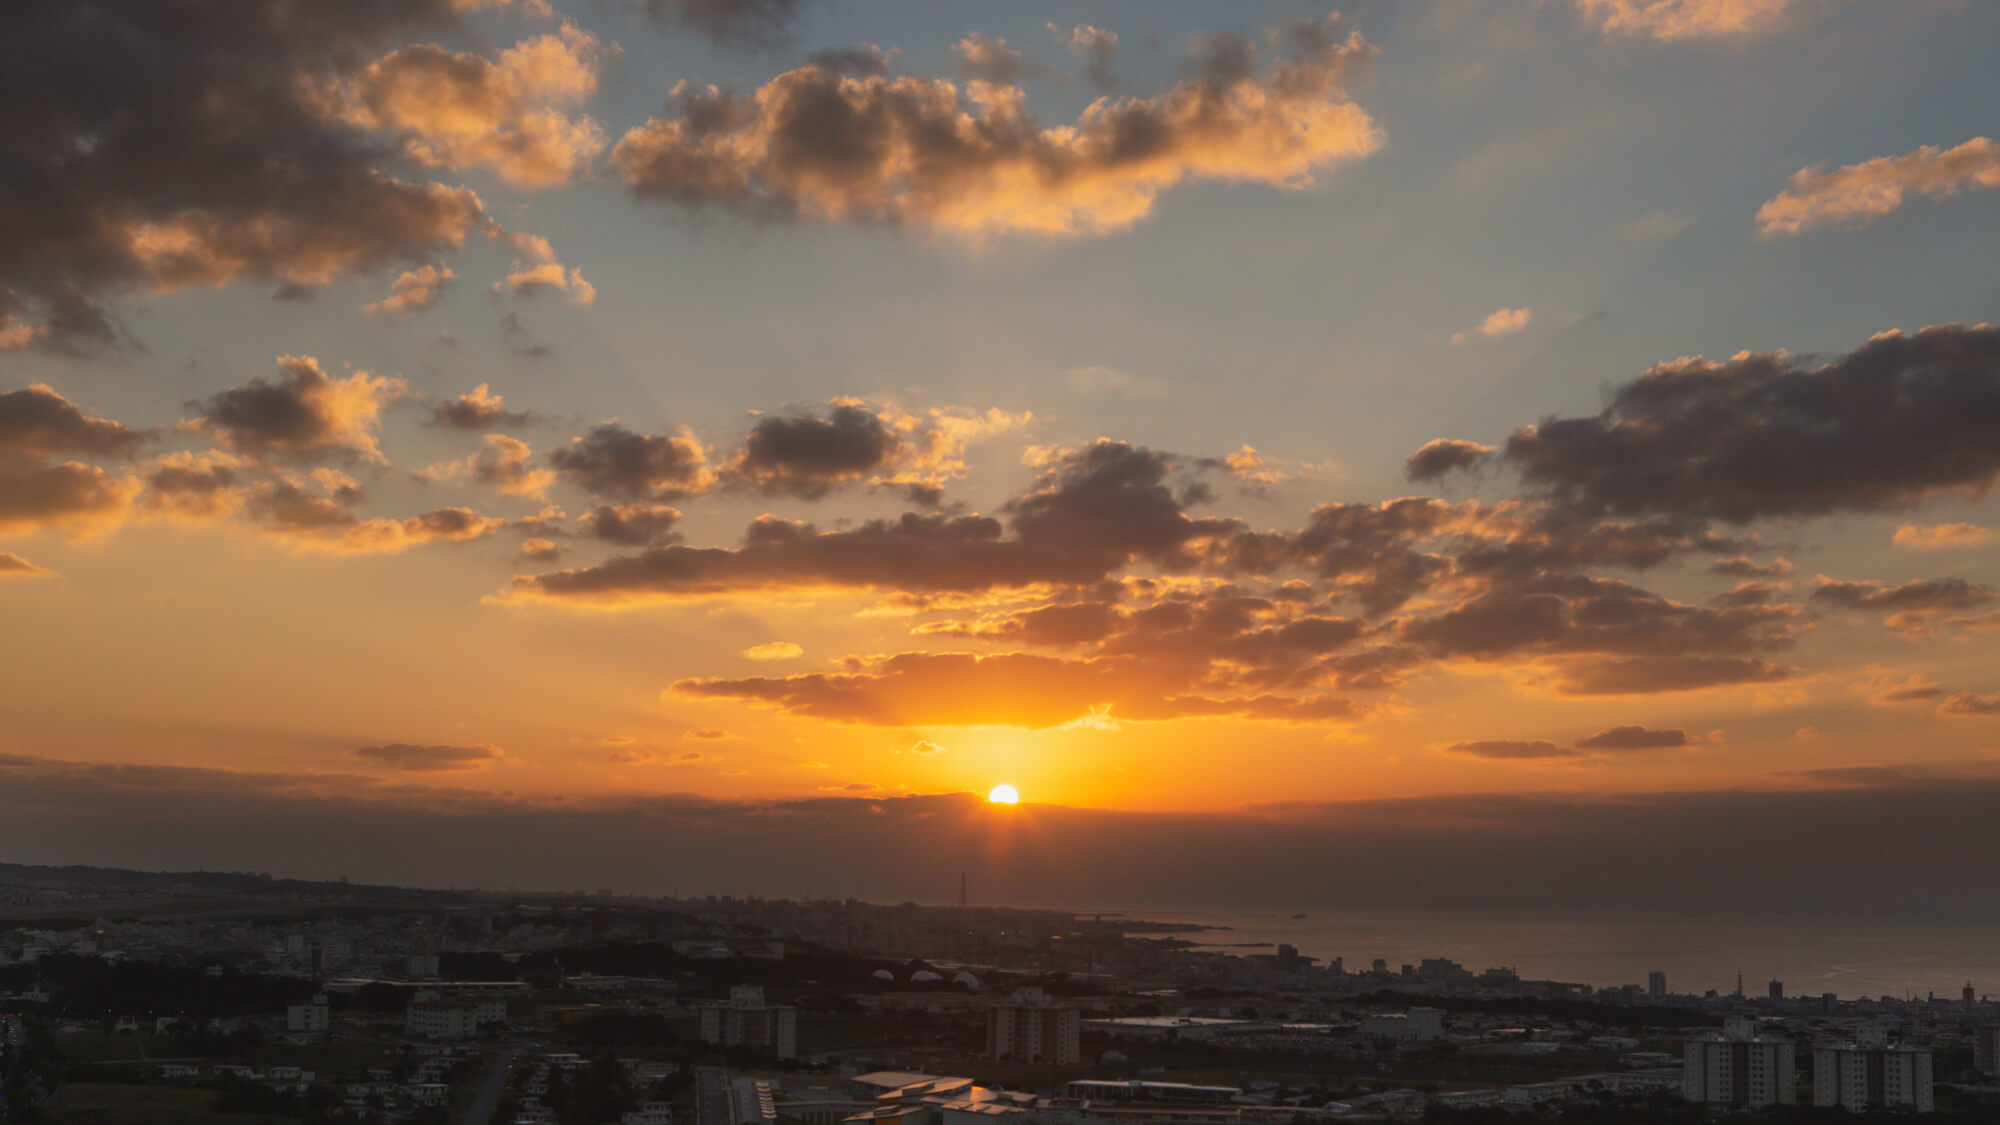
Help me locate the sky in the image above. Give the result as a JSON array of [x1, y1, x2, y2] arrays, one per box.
[[3, 0, 2000, 906]]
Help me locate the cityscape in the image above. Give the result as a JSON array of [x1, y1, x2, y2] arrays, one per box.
[[6, 0, 2000, 1121], [2, 865, 1999, 1122]]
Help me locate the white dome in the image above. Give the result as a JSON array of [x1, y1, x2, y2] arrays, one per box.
[[910, 970, 944, 982], [872, 969, 895, 981], [953, 971, 980, 988]]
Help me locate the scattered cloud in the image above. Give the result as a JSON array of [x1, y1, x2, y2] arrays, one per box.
[[1575, 724, 1690, 750], [428, 384, 534, 432], [186, 356, 404, 464], [1894, 522, 1991, 551], [1050, 23, 1119, 91], [355, 743, 502, 771], [1757, 137, 2000, 237], [364, 266, 455, 315], [1438, 739, 1581, 761], [331, 25, 609, 191], [1575, 0, 1797, 41], [742, 641, 804, 661], [611, 13, 1379, 238], [549, 424, 714, 500]]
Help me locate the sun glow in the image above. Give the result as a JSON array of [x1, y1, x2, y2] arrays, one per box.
[[987, 784, 1019, 805]]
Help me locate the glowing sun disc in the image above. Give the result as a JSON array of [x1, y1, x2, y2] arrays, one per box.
[[987, 784, 1020, 805]]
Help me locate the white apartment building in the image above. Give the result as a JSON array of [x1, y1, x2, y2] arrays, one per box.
[[697, 985, 798, 1059], [1684, 1021, 1796, 1109], [1813, 1044, 1934, 1114], [988, 988, 1081, 1065]]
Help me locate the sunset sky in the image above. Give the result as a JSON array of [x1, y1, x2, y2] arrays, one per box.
[[4, 0, 2000, 898]]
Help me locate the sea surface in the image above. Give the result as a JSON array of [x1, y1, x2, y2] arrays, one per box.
[[1078, 906, 2000, 1001]]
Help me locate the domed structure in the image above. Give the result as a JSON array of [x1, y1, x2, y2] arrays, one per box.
[[910, 970, 944, 983], [872, 969, 895, 981], [952, 970, 980, 990]]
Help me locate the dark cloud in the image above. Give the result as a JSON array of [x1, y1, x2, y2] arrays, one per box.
[[729, 403, 905, 498], [188, 356, 401, 463], [0, 458, 138, 536], [609, 16, 1379, 238], [641, 0, 808, 46], [674, 650, 1362, 729], [517, 441, 1236, 603], [427, 384, 533, 432], [1500, 324, 2000, 524], [0, 384, 146, 457], [549, 424, 714, 500], [1439, 739, 1580, 761], [1809, 576, 1995, 613], [354, 743, 501, 772], [1547, 655, 1794, 696], [0, 0, 493, 351], [1404, 438, 1493, 481], [582, 504, 683, 547], [1576, 725, 1690, 750]]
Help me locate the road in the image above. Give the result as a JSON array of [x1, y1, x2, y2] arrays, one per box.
[[696, 1065, 733, 1125], [459, 1045, 523, 1125]]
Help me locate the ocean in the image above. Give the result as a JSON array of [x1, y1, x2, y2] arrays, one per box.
[[1089, 906, 2000, 1000]]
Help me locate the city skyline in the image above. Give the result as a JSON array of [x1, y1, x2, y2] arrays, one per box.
[[4, 0, 2000, 898]]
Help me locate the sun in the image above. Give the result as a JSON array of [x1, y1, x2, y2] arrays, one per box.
[[987, 784, 1019, 805]]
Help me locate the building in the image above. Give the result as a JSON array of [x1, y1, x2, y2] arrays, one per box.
[[1361, 1007, 1444, 1041], [1973, 1026, 2000, 1076], [987, 988, 1080, 1065], [1813, 1044, 1933, 1114], [1065, 1082, 1239, 1105], [1683, 1020, 1795, 1108], [1648, 971, 1667, 999], [1768, 979, 1784, 1000], [697, 985, 798, 1059], [286, 993, 329, 1034], [406, 998, 479, 1040]]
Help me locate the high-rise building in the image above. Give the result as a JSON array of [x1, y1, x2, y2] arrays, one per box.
[[1648, 971, 1667, 999], [1684, 1021, 1796, 1108], [697, 985, 798, 1059], [1971, 1026, 2000, 1077], [1769, 979, 1784, 1000], [987, 988, 1080, 1065], [1813, 1044, 1933, 1113]]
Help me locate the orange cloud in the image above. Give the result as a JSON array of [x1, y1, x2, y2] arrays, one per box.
[[185, 356, 405, 464], [1576, 0, 1796, 41], [611, 13, 1380, 238], [1756, 137, 2000, 237], [365, 265, 455, 315], [0, 552, 52, 579], [672, 649, 1363, 729], [1893, 522, 1991, 551], [334, 26, 609, 190]]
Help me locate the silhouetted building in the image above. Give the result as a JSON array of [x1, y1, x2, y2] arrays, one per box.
[[1648, 971, 1667, 999]]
